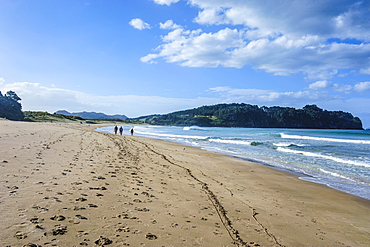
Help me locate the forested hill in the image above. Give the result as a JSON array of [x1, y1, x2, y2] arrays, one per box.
[[133, 104, 363, 129]]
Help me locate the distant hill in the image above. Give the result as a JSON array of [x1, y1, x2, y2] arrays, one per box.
[[131, 103, 363, 129], [55, 110, 127, 120]]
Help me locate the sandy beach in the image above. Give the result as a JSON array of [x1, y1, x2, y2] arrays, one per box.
[[1, 121, 369, 246]]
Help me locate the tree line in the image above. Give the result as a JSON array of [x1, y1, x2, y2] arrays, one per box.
[[135, 103, 363, 129]]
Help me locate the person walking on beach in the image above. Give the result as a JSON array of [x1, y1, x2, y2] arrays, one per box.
[[130, 127, 134, 136], [114, 125, 118, 134], [119, 126, 123, 135]]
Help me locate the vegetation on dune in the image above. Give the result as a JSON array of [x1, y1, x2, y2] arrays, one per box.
[[23, 111, 85, 122], [23, 111, 133, 124]]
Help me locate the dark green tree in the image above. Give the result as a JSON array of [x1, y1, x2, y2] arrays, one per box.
[[0, 90, 24, 120]]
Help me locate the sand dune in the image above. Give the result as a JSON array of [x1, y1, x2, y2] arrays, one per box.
[[1, 121, 369, 246]]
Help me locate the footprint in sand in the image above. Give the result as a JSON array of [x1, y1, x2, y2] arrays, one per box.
[[116, 226, 130, 233], [146, 233, 158, 240], [51, 225, 67, 235], [50, 215, 66, 221], [89, 186, 107, 190], [94, 236, 113, 246], [75, 197, 87, 202], [30, 217, 43, 224], [74, 206, 86, 211], [22, 243, 42, 247], [32, 205, 49, 212], [75, 214, 88, 220], [135, 207, 150, 212], [14, 231, 27, 239]]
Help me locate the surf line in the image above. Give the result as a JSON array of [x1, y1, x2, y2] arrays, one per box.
[[280, 133, 370, 144]]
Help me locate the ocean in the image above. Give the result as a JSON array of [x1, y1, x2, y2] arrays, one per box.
[[96, 125, 370, 200]]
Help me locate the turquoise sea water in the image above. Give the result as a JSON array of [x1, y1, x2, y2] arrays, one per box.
[[96, 126, 370, 200]]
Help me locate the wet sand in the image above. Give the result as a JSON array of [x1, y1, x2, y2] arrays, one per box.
[[1, 120, 369, 246]]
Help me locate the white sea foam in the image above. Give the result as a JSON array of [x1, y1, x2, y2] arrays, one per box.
[[209, 139, 252, 145], [318, 168, 355, 181], [273, 142, 291, 147], [208, 146, 241, 155], [280, 133, 370, 144], [277, 147, 370, 168], [183, 126, 205, 131], [136, 131, 209, 140], [133, 126, 208, 140]]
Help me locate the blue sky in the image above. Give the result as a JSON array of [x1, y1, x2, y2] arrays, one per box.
[[1, 0, 370, 128]]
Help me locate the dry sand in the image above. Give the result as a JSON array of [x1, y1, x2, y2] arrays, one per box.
[[0, 120, 369, 247]]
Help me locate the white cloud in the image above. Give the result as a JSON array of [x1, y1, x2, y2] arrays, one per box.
[[360, 68, 370, 75], [143, 0, 370, 80], [145, 27, 370, 78], [208, 86, 232, 93], [209, 86, 271, 96], [143, 24, 370, 77], [208, 85, 328, 106], [333, 84, 353, 93], [190, 0, 370, 40], [160, 20, 181, 30], [140, 54, 159, 64], [308, 80, 370, 93], [333, 4, 370, 41], [0, 81, 317, 116], [309, 81, 332, 90], [0, 77, 5, 86], [153, 0, 180, 6], [354, 81, 370, 92], [142, 28, 246, 68], [129, 18, 151, 30], [0, 82, 219, 118]]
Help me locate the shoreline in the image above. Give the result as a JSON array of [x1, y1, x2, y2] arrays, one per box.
[[1, 121, 370, 246], [97, 125, 370, 201]]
